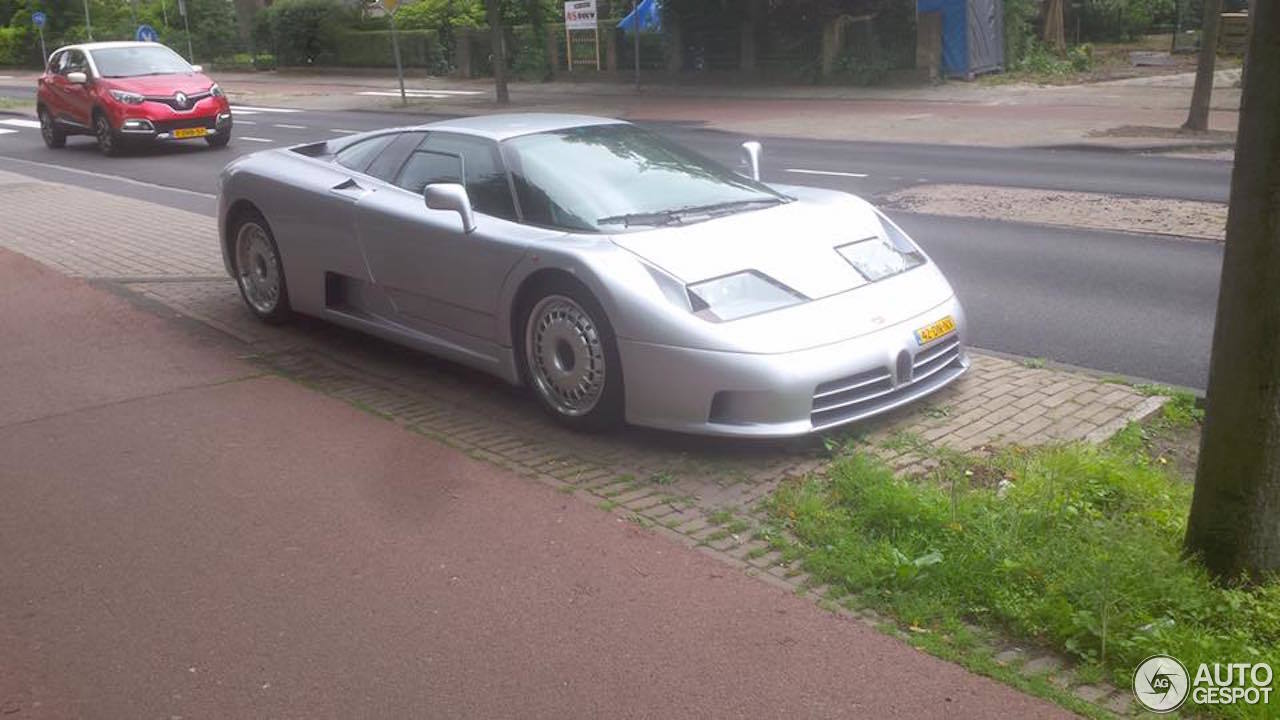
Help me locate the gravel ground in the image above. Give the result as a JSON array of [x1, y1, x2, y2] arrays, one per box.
[[882, 184, 1227, 241]]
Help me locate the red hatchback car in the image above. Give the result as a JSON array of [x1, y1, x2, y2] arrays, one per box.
[[37, 41, 232, 156]]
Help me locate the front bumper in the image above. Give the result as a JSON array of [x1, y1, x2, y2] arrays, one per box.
[[619, 296, 969, 437], [118, 111, 233, 140]]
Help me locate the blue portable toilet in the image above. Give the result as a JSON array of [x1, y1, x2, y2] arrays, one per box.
[[916, 0, 1004, 78]]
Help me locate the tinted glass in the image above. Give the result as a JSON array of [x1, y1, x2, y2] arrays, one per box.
[[396, 151, 462, 194], [62, 51, 87, 74], [366, 132, 426, 182], [502, 124, 784, 232], [90, 45, 192, 78], [398, 133, 516, 221], [335, 135, 396, 174]]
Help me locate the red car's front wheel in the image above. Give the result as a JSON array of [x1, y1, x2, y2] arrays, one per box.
[[93, 113, 120, 157]]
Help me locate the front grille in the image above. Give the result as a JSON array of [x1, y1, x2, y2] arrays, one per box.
[[144, 91, 211, 111], [810, 337, 965, 430], [152, 117, 216, 133]]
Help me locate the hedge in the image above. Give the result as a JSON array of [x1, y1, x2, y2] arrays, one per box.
[[332, 29, 449, 71]]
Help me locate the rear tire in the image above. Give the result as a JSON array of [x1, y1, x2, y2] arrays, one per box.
[[206, 132, 230, 149], [518, 277, 624, 433], [230, 209, 292, 324], [38, 108, 65, 149], [93, 112, 120, 157]]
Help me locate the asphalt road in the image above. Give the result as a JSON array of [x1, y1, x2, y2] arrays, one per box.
[[0, 100, 1226, 388]]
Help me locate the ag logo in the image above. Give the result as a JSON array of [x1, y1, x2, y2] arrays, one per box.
[[1134, 655, 1190, 713]]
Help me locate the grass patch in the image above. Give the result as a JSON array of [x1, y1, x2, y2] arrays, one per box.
[[707, 509, 734, 526], [597, 499, 618, 512], [766, 436, 1279, 718]]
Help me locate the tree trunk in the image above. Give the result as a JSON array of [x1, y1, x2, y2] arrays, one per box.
[[1183, 0, 1223, 131], [1184, 0, 1280, 583], [1042, 0, 1065, 53], [485, 0, 509, 104]]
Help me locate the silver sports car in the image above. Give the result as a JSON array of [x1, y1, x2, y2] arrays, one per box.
[[217, 114, 968, 436]]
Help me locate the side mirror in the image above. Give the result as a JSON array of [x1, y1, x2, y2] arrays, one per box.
[[740, 141, 762, 181], [66, 71, 87, 84], [424, 183, 476, 234], [190, 64, 203, 73]]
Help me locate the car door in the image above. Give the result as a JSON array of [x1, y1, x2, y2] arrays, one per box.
[[58, 50, 94, 127], [40, 51, 74, 126], [354, 132, 528, 349]]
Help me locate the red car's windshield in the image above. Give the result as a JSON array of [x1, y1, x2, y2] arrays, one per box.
[[90, 46, 192, 78]]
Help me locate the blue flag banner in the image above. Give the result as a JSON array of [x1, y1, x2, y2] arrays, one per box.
[[617, 0, 661, 32]]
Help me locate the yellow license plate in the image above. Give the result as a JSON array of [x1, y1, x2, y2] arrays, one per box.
[[173, 127, 207, 139], [914, 315, 956, 345]]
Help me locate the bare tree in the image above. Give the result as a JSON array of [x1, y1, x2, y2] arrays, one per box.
[[485, 0, 510, 104], [1184, 0, 1280, 582], [1183, 0, 1223, 131]]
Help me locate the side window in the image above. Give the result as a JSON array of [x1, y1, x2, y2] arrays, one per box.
[[395, 133, 517, 221], [63, 51, 87, 74], [47, 51, 63, 73], [365, 131, 426, 183], [335, 135, 395, 174]]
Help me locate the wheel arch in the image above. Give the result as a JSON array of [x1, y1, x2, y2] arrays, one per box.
[[507, 267, 594, 382], [223, 199, 266, 274]]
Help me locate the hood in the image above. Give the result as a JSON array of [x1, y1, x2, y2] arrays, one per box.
[[611, 193, 883, 299], [100, 73, 214, 96]]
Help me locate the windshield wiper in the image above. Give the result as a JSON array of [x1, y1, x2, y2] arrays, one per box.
[[669, 197, 783, 217], [597, 211, 682, 228]]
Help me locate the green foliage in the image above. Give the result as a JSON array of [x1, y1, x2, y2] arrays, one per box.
[[1079, 0, 1176, 42], [333, 28, 448, 71], [259, 0, 354, 65], [1010, 39, 1093, 76], [396, 0, 486, 30], [0, 24, 30, 65], [1003, 0, 1038, 67], [768, 441, 1279, 718]]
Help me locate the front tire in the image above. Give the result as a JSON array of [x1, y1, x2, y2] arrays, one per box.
[[206, 131, 230, 149], [38, 108, 65, 149], [231, 211, 292, 324], [519, 279, 624, 432], [93, 112, 120, 157]]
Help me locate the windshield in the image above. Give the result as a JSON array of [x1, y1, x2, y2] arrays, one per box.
[[90, 46, 193, 78], [502, 124, 786, 232]]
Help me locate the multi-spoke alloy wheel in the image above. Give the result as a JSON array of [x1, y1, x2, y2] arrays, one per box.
[[520, 282, 623, 431], [94, 114, 118, 156], [526, 295, 607, 417], [233, 216, 291, 323]]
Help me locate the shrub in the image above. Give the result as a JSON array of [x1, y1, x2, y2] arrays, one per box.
[[1004, 0, 1039, 67], [395, 0, 486, 31], [332, 29, 449, 72], [260, 0, 354, 66], [0, 25, 31, 67]]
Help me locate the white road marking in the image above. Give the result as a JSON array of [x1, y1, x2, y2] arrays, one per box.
[[0, 75, 13, 79], [785, 168, 869, 179], [230, 104, 301, 114], [238, 136, 273, 143], [231, 109, 259, 116], [357, 89, 483, 97], [1, 118, 42, 129], [330, 129, 359, 134], [272, 123, 307, 129], [357, 91, 453, 99], [0, 128, 18, 135], [236, 119, 257, 125]]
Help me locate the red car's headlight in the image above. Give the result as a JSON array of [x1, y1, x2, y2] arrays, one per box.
[[109, 89, 144, 105]]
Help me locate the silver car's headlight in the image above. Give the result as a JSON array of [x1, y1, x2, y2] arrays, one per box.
[[836, 213, 925, 282], [688, 271, 806, 322], [109, 89, 145, 104]]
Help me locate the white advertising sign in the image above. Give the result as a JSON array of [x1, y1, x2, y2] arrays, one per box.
[[564, 0, 597, 30]]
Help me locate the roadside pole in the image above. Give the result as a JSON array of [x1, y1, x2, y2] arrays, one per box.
[[32, 13, 47, 66], [633, 0, 639, 89], [178, 0, 194, 62], [83, 0, 93, 41], [385, 0, 407, 106]]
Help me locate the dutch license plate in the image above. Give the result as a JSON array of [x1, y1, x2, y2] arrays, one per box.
[[173, 127, 207, 139], [914, 315, 956, 345]]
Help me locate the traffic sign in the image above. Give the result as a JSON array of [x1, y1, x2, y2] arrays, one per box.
[[136, 24, 158, 42], [31, 11, 46, 28]]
